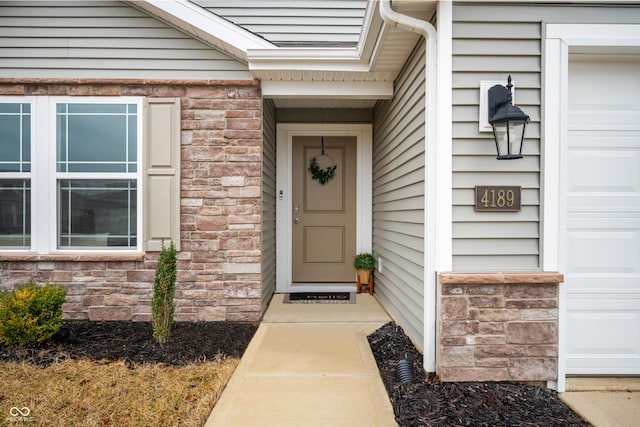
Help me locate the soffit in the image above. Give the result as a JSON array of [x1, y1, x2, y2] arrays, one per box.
[[127, 0, 437, 107], [248, 1, 436, 80]]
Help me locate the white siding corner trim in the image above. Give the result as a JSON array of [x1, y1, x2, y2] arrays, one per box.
[[377, 0, 453, 373], [435, 0, 453, 375], [543, 23, 640, 393]]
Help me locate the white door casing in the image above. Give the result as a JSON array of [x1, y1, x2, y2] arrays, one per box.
[[276, 124, 372, 293], [544, 24, 640, 391]]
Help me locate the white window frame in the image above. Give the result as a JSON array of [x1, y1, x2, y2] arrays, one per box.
[[0, 97, 35, 250], [543, 23, 640, 393], [0, 96, 144, 254]]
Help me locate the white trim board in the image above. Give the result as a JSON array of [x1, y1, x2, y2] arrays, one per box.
[[275, 123, 372, 293], [542, 23, 640, 393], [126, 0, 274, 62], [261, 81, 393, 100]]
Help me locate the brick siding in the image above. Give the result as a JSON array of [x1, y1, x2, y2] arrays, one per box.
[[0, 79, 263, 322], [438, 273, 563, 382]]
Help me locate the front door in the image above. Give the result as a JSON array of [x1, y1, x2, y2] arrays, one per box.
[[291, 136, 357, 283]]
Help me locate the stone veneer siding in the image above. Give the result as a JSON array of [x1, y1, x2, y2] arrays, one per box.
[[0, 79, 263, 322], [437, 273, 564, 382]]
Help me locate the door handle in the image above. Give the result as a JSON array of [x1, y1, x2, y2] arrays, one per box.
[[294, 217, 299, 224]]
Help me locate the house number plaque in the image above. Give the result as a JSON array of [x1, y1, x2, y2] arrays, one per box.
[[475, 186, 521, 212]]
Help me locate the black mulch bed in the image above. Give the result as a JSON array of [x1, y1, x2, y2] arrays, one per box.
[[367, 322, 591, 427], [2, 319, 593, 426], [0, 320, 258, 367]]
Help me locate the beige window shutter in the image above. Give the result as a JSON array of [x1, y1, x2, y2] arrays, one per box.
[[144, 98, 181, 251]]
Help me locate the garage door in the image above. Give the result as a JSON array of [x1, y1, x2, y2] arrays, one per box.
[[565, 56, 640, 374]]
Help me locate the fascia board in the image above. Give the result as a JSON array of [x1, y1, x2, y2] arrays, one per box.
[[262, 80, 393, 99], [248, 48, 371, 73], [126, 0, 274, 62], [358, 0, 384, 60], [248, 1, 384, 75], [130, 0, 395, 79]]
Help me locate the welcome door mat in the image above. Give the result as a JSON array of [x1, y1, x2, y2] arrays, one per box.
[[283, 292, 356, 304]]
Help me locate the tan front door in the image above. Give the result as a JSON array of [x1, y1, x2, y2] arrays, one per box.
[[292, 136, 357, 283]]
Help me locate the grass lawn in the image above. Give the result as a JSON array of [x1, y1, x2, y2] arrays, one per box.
[[1, 358, 238, 426]]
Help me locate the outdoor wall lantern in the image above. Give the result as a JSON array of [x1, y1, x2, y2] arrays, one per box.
[[488, 75, 530, 160]]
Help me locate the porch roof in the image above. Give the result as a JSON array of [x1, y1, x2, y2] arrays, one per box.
[[126, 0, 437, 108]]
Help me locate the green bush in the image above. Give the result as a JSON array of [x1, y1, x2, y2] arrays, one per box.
[[0, 281, 66, 345], [152, 240, 177, 344], [353, 253, 376, 271]]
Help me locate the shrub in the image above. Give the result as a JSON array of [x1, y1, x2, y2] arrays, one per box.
[[0, 281, 66, 345], [152, 240, 177, 344], [353, 253, 376, 271]]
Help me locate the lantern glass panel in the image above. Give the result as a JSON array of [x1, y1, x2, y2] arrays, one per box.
[[492, 119, 526, 159]]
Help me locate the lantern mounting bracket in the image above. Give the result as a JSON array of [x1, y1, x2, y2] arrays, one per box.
[[488, 76, 514, 121]]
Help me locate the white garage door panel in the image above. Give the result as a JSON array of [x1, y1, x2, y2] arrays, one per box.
[[567, 309, 640, 352], [565, 56, 640, 374], [569, 61, 640, 118], [569, 113, 640, 129], [567, 149, 640, 196], [567, 229, 640, 274], [567, 306, 640, 374]]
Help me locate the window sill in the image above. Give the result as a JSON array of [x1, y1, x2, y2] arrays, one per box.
[[0, 252, 145, 262]]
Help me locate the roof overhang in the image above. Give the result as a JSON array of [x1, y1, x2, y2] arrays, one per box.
[[125, 0, 275, 63], [126, 0, 437, 106]]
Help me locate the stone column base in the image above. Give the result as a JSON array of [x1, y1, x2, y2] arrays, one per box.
[[437, 272, 564, 382]]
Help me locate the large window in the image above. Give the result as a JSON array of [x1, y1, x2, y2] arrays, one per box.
[[56, 102, 139, 248], [0, 103, 31, 248], [0, 97, 143, 252]]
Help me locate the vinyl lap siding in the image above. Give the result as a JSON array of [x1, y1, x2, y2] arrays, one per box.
[[0, 0, 251, 80], [451, 2, 640, 272], [261, 98, 277, 313], [452, 5, 541, 271], [192, 0, 367, 47], [373, 39, 426, 350]]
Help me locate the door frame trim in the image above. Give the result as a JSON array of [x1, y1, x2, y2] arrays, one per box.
[[276, 123, 372, 293], [543, 23, 640, 392]]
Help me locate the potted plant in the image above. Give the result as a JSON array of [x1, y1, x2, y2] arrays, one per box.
[[353, 253, 376, 295]]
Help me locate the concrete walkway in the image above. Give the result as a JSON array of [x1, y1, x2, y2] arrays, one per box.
[[205, 293, 397, 427], [206, 293, 640, 427], [561, 378, 640, 427]]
